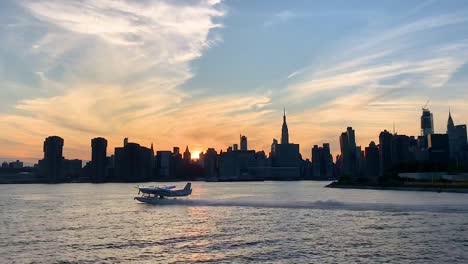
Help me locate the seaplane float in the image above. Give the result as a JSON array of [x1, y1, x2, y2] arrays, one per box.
[[134, 183, 192, 204]]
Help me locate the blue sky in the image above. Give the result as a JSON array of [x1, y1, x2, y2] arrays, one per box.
[[1, 0, 468, 163]]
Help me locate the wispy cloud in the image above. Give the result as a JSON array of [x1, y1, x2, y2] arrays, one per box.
[[264, 10, 297, 27], [0, 0, 227, 160], [281, 12, 468, 156], [2, 1, 468, 162], [286, 12, 468, 104], [0, 89, 276, 160], [287, 12, 468, 100], [288, 54, 466, 100]]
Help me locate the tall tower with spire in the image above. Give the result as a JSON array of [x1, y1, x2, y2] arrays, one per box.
[[183, 146, 191, 164], [281, 108, 289, 144], [271, 108, 300, 179], [447, 109, 455, 132], [446, 109, 468, 160]]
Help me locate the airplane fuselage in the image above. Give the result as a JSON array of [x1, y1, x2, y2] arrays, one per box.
[[135, 183, 192, 203]]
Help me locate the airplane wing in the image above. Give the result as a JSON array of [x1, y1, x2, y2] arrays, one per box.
[[138, 186, 172, 194]]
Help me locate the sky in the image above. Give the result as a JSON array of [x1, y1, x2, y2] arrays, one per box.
[[1, 0, 468, 164]]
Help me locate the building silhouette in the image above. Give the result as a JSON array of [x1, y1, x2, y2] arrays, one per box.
[[311, 143, 333, 179], [421, 108, 434, 137], [155, 150, 172, 180], [114, 140, 154, 182], [428, 134, 450, 164], [270, 110, 301, 179], [63, 159, 82, 180], [171, 147, 183, 179], [339, 127, 358, 178], [39, 136, 64, 183], [240, 135, 248, 151], [391, 135, 411, 165], [379, 130, 393, 177], [218, 149, 256, 180], [8, 160, 24, 168], [183, 146, 191, 164], [419, 108, 434, 149], [364, 141, 379, 181], [91, 137, 107, 183], [202, 148, 218, 180], [173, 147, 180, 156], [447, 111, 468, 161], [281, 109, 289, 144]]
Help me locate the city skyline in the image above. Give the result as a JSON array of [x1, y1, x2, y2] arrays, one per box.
[[3, 104, 466, 184], [3, 106, 465, 167], [0, 107, 464, 165], [1, 0, 468, 164]]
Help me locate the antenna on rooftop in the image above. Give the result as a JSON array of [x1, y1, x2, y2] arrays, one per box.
[[422, 100, 430, 111]]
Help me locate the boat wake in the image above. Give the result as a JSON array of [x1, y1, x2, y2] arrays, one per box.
[[139, 198, 468, 213]]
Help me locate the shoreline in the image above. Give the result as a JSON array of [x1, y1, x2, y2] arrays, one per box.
[[326, 182, 468, 193], [0, 179, 333, 184]]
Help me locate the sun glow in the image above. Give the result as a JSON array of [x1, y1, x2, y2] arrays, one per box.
[[191, 150, 202, 160]]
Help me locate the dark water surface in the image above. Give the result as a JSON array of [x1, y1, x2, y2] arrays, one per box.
[[1, 181, 467, 263]]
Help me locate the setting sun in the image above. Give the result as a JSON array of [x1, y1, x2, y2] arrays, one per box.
[[191, 150, 202, 160]]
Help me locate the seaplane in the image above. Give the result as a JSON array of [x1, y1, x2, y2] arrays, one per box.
[[134, 183, 192, 204]]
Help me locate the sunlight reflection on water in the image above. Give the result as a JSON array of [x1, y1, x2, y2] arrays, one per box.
[[1, 181, 467, 263]]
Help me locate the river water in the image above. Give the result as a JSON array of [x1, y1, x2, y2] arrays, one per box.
[[1, 181, 467, 263]]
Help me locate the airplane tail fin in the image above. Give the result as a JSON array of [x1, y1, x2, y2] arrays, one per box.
[[184, 183, 192, 191]]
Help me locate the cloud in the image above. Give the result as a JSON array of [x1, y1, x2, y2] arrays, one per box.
[[21, 0, 224, 81], [264, 10, 297, 27], [288, 55, 466, 100], [287, 12, 468, 98], [23, 0, 224, 47], [0, 88, 276, 161], [0, 0, 227, 161], [281, 12, 468, 156], [0, 0, 284, 162], [2, 2, 468, 163]]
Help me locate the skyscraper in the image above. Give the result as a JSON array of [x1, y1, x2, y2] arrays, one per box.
[[322, 143, 334, 179], [240, 135, 248, 151], [41, 136, 64, 183], [428, 134, 450, 163], [311, 145, 321, 178], [379, 130, 393, 177], [447, 110, 455, 131], [91, 137, 108, 183], [203, 148, 218, 179], [391, 135, 411, 165], [183, 146, 191, 164], [270, 110, 301, 179], [281, 108, 289, 144], [364, 141, 379, 180], [114, 142, 153, 182], [339, 127, 357, 178], [447, 110, 468, 161], [173, 147, 180, 156], [311, 143, 333, 179], [155, 151, 172, 179], [421, 108, 434, 137]]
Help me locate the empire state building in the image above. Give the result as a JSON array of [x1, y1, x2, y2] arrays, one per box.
[[270, 108, 301, 179]]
